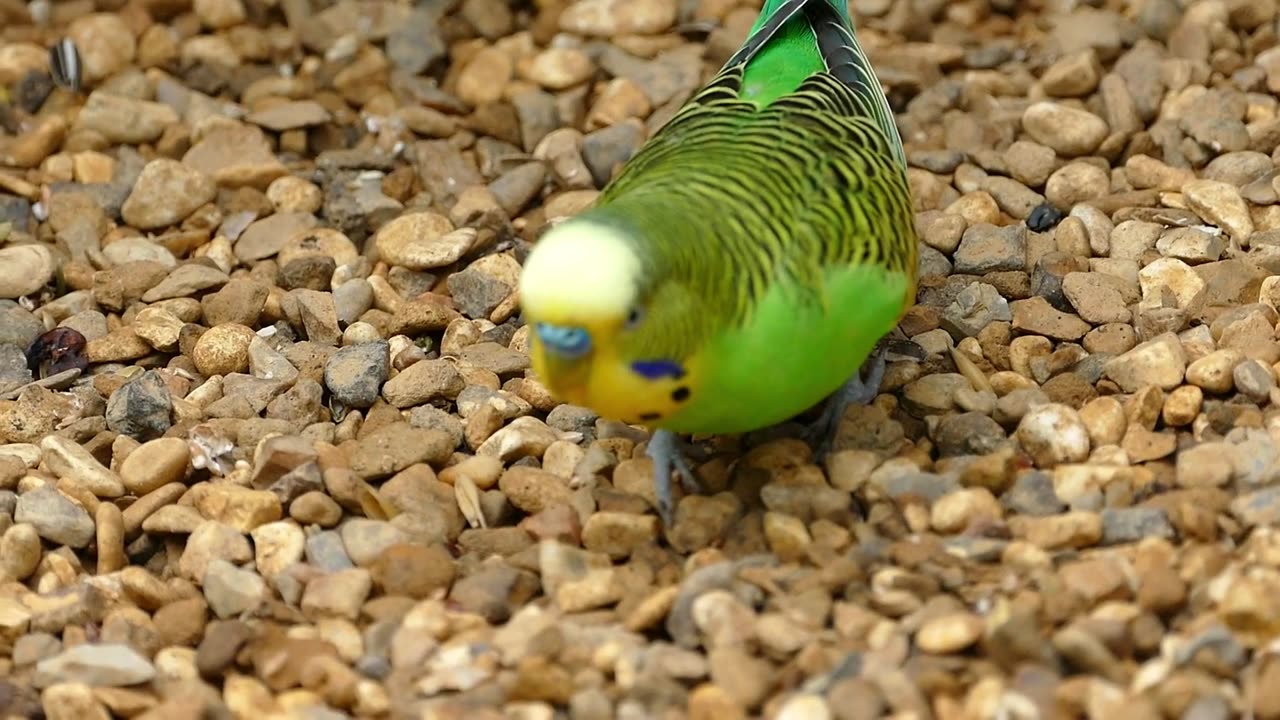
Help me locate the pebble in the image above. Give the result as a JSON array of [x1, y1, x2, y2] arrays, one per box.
[[33, 643, 155, 689], [325, 341, 390, 408], [1045, 162, 1109, 208], [1063, 272, 1130, 324], [0, 523, 41, 582], [0, 1, 1276, 716], [456, 48, 512, 106], [1104, 333, 1187, 392], [1021, 102, 1109, 156], [1176, 443, 1234, 488], [953, 223, 1025, 274], [1100, 507, 1174, 544], [521, 48, 595, 90], [916, 612, 984, 654], [0, 244, 55, 299], [1183, 179, 1254, 241], [1017, 404, 1091, 467], [41, 435, 124, 497], [1014, 511, 1103, 550], [1157, 227, 1225, 264], [246, 100, 332, 131], [195, 485, 281, 532], [942, 282, 1011, 338], [301, 568, 373, 620], [1003, 471, 1066, 516], [1234, 359, 1274, 401], [66, 14, 136, 84], [202, 560, 266, 619], [1186, 349, 1244, 393], [142, 263, 229, 302], [191, 323, 257, 376], [382, 358, 465, 408], [120, 160, 217, 230], [179, 520, 252, 581], [182, 123, 288, 189], [374, 212, 471, 270], [105, 370, 172, 440], [559, 0, 678, 36], [1138, 257, 1206, 316], [931, 487, 1002, 532], [74, 93, 175, 144], [369, 543, 456, 598], [1041, 50, 1101, 97], [14, 486, 95, 548], [499, 466, 573, 514], [1011, 297, 1091, 341]]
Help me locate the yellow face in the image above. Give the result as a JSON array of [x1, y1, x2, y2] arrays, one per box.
[[526, 322, 698, 426], [519, 221, 698, 427]]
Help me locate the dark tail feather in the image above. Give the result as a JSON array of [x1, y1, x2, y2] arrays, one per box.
[[803, 1, 905, 166], [721, 0, 809, 70]]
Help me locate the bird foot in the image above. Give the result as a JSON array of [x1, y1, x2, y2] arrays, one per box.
[[804, 346, 889, 461], [647, 429, 703, 526]]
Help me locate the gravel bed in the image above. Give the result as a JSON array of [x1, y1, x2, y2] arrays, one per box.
[[4, 0, 1280, 718]]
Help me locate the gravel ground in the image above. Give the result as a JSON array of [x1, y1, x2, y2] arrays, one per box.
[[3, 0, 1280, 717]]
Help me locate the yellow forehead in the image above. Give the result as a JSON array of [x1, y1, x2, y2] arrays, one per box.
[[519, 220, 640, 324]]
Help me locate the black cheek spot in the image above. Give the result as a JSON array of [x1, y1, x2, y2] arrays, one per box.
[[671, 386, 690, 403], [640, 412, 662, 422]]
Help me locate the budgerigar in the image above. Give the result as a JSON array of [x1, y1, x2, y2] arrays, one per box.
[[518, 0, 918, 525]]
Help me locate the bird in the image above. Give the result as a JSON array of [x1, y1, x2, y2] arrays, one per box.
[[518, 0, 918, 526]]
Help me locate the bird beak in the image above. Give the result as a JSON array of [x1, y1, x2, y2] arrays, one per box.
[[528, 320, 600, 405], [530, 337, 590, 402]]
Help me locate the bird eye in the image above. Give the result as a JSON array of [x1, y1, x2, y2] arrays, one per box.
[[625, 306, 644, 328]]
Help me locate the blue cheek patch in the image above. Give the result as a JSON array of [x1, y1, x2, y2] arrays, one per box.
[[535, 323, 592, 358], [630, 359, 686, 380]]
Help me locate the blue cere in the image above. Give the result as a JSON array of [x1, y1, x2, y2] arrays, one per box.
[[535, 323, 592, 358]]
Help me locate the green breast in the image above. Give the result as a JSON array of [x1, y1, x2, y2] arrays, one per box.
[[655, 262, 910, 435]]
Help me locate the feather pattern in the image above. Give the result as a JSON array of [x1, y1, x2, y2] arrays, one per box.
[[725, 0, 903, 167], [580, 0, 915, 363]]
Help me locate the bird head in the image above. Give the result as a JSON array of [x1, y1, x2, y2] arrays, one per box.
[[518, 218, 690, 425]]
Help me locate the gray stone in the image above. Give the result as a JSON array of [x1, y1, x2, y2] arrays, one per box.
[[32, 643, 155, 688], [0, 343, 33, 394], [953, 223, 1027, 274], [582, 120, 646, 188], [386, 6, 447, 74], [15, 486, 95, 547], [305, 530, 354, 572], [933, 412, 1008, 456], [880, 472, 960, 504], [1001, 471, 1065, 516], [0, 304, 43, 348], [1231, 486, 1280, 527], [105, 369, 173, 440], [942, 282, 1012, 338], [1100, 507, 1174, 544], [324, 341, 390, 409], [446, 266, 514, 320]]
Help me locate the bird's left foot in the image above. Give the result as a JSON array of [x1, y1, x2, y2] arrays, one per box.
[[647, 429, 703, 526], [804, 346, 889, 461]]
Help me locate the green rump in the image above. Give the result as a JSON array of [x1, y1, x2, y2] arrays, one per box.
[[739, 0, 852, 107], [580, 0, 917, 435]]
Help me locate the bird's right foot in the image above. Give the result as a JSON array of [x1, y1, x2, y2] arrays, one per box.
[[647, 429, 702, 526]]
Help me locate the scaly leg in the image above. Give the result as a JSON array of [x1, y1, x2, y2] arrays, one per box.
[[647, 429, 702, 526], [804, 346, 889, 460]]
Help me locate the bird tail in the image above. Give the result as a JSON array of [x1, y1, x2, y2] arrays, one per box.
[[749, 0, 850, 35]]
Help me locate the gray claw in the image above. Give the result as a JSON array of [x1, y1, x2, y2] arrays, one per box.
[[806, 347, 888, 460], [647, 429, 702, 525]]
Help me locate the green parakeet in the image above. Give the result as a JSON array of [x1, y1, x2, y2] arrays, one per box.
[[518, 0, 918, 525]]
